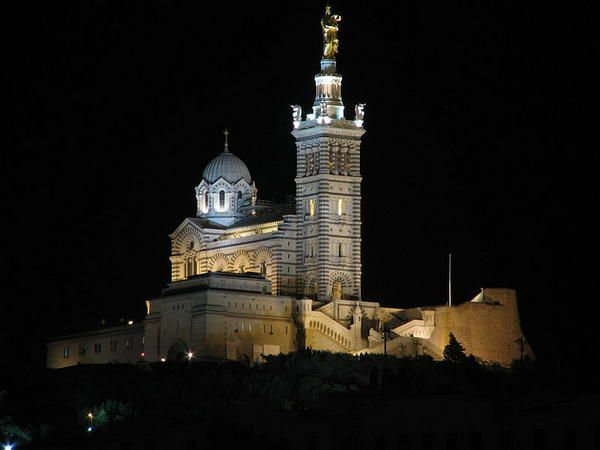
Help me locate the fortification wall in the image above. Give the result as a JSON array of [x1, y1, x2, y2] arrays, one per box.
[[429, 288, 533, 366]]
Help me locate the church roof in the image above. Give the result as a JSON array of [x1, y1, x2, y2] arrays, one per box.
[[188, 217, 227, 230], [187, 210, 285, 231], [202, 150, 252, 184], [226, 211, 284, 229]]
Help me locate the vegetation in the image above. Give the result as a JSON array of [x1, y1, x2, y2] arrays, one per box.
[[443, 332, 467, 363], [0, 350, 595, 448]]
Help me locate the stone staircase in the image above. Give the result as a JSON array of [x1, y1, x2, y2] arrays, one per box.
[[306, 311, 355, 350]]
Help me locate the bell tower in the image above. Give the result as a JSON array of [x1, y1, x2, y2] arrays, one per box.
[[291, 5, 366, 302]]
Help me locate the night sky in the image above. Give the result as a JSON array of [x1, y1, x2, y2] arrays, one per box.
[[4, 2, 595, 371]]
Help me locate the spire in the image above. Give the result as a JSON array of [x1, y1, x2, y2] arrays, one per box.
[[313, 5, 344, 120], [223, 128, 230, 153]]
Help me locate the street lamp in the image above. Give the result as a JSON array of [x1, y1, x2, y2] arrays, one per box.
[[86, 411, 94, 432]]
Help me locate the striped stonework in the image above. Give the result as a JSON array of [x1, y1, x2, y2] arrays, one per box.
[[292, 125, 365, 302]]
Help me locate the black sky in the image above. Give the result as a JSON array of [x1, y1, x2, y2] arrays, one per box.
[[3, 2, 596, 370]]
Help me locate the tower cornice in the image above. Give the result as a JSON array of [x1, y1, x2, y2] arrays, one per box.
[[294, 174, 362, 184], [291, 123, 365, 140]]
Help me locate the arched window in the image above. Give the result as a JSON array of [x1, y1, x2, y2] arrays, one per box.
[[219, 190, 226, 210], [344, 150, 351, 175], [237, 191, 242, 200], [337, 198, 343, 216], [186, 258, 195, 278], [260, 261, 267, 276], [204, 191, 209, 211], [309, 199, 315, 217]]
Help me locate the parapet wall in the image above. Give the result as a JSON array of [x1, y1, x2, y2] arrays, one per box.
[[429, 288, 533, 366]]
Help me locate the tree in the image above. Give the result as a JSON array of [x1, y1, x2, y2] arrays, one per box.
[[443, 333, 467, 363]]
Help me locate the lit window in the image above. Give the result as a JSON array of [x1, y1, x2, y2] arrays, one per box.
[[337, 198, 343, 216], [309, 199, 315, 216], [219, 190, 226, 210], [63, 347, 70, 358], [203, 191, 209, 213], [186, 258, 195, 277]]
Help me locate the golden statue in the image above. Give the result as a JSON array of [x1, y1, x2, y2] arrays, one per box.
[[321, 5, 341, 59]]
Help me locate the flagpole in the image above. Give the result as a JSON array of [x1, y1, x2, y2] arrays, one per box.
[[448, 253, 452, 307]]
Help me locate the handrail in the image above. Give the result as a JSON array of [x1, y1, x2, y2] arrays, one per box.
[[391, 319, 425, 336], [356, 335, 443, 359], [306, 311, 354, 350]]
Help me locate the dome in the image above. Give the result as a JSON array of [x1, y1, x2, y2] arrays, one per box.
[[202, 150, 252, 184]]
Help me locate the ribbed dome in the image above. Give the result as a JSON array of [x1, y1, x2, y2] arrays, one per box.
[[202, 151, 252, 184]]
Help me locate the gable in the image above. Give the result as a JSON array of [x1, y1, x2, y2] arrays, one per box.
[[169, 219, 206, 255]]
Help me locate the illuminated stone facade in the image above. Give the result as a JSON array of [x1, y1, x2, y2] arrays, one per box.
[[46, 7, 533, 369], [168, 57, 364, 302]]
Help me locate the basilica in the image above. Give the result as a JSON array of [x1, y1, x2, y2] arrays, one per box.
[[47, 6, 532, 369]]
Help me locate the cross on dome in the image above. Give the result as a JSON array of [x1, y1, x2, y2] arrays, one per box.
[[199, 129, 252, 186], [223, 128, 230, 153]]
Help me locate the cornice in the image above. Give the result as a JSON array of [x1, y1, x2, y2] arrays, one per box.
[[291, 123, 366, 140]]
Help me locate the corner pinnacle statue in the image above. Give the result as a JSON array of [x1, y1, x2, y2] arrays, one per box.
[[321, 5, 341, 59]]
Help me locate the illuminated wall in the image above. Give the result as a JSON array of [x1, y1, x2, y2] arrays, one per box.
[[429, 288, 534, 365], [46, 323, 144, 369], [143, 273, 297, 364]]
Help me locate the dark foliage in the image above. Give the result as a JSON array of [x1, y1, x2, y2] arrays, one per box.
[[443, 332, 467, 363], [0, 350, 596, 448]]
